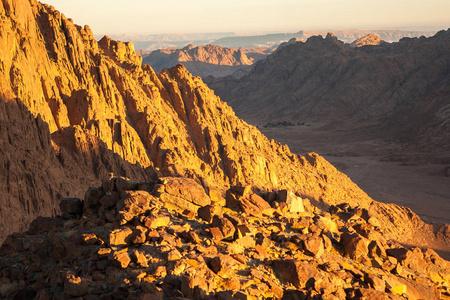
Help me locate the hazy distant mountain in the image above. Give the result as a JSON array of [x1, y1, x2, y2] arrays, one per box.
[[212, 30, 436, 49], [350, 34, 386, 47], [207, 31, 450, 150], [143, 44, 268, 78], [105, 30, 436, 51]]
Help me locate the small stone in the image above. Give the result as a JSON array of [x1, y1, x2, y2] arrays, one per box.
[[303, 236, 324, 257], [108, 227, 133, 247], [166, 249, 182, 261], [144, 216, 170, 229], [64, 274, 89, 297], [112, 251, 131, 268], [198, 205, 223, 223]]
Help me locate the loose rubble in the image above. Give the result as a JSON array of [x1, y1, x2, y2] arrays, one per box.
[[1, 176, 448, 299]]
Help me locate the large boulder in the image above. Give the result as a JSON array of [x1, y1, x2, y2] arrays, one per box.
[[156, 177, 211, 213]]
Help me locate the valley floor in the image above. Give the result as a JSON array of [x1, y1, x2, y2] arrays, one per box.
[[259, 123, 450, 224]]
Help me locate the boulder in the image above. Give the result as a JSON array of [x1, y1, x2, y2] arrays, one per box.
[[340, 232, 369, 260], [157, 177, 211, 212], [211, 215, 236, 241], [239, 194, 272, 217], [108, 227, 133, 247], [303, 236, 324, 257], [277, 190, 305, 213], [198, 205, 223, 223], [272, 259, 321, 289], [59, 198, 83, 217]]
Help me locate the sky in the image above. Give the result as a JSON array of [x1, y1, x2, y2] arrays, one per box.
[[40, 0, 450, 35]]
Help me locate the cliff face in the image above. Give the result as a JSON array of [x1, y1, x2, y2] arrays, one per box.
[[0, 0, 447, 254], [143, 44, 255, 78], [207, 31, 450, 150]]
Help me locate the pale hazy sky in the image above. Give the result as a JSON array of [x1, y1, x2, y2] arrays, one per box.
[[40, 0, 450, 35]]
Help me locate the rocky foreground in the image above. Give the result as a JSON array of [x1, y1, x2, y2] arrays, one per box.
[[1, 176, 448, 299]]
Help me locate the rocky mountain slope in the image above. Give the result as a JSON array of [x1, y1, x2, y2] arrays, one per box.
[[0, 0, 400, 245], [0, 0, 449, 297], [142, 44, 258, 78], [1, 176, 449, 299], [207, 31, 450, 150]]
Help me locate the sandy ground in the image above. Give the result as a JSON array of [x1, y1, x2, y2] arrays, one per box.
[[259, 124, 450, 224]]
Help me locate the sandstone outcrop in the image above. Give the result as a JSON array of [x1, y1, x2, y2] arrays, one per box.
[[0, 177, 448, 299]]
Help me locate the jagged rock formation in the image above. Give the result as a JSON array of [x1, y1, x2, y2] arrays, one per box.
[[350, 34, 386, 47], [207, 31, 450, 150], [143, 44, 256, 78], [0, 177, 448, 298]]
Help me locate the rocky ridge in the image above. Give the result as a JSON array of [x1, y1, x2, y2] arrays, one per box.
[[207, 31, 450, 150], [143, 44, 256, 78], [0, 176, 448, 299]]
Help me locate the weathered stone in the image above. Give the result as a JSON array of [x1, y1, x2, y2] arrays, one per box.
[[117, 191, 152, 210], [112, 250, 131, 268], [198, 205, 223, 223], [103, 176, 138, 193], [230, 185, 252, 197], [84, 187, 105, 214], [28, 217, 64, 235], [108, 227, 133, 247], [60, 198, 83, 216], [303, 236, 324, 257], [165, 249, 182, 261], [132, 226, 148, 244], [180, 274, 209, 298], [210, 254, 239, 278], [210, 227, 224, 240], [272, 259, 321, 289], [340, 232, 369, 259], [385, 277, 407, 295], [81, 233, 102, 245], [208, 188, 226, 206], [144, 216, 170, 229], [64, 274, 89, 297], [157, 177, 211, 213], [277, 190, 305, 213], [225, 190, 241, 211], [235, 223, 256, 238], [364, 273, 386, 292], [368, 240, 387, 258], [132, 249, 149, 268], [211, 215, 235, 241], [239, 194, 272, 217]]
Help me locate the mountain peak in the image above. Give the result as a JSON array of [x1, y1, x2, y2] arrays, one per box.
[[350, 34, 385, 47]]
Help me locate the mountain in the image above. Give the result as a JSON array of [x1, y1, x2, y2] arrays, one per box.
[[350, 34, 386, 47], [142, 44, 260, 78], [212, 30, 436, 49], [207, 32, 450, 150], [0, 0, 449, 298]]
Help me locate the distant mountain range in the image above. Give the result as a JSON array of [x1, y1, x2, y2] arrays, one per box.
[[110, 30, 437, 51], [207, 30, 450, 150]]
